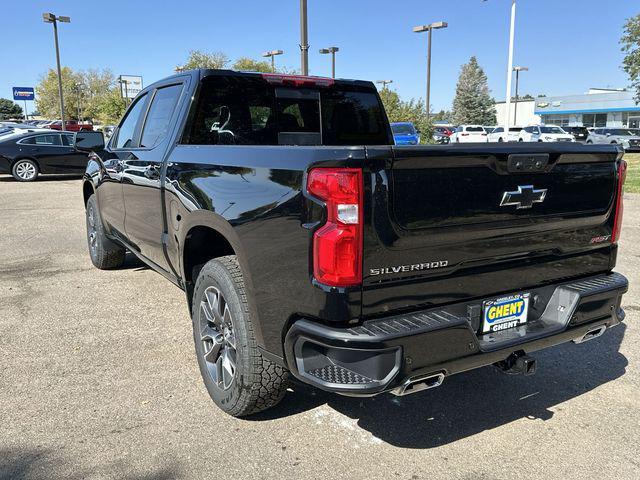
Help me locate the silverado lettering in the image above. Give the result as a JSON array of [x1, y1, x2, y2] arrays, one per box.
[[79, 69, 629, 417]]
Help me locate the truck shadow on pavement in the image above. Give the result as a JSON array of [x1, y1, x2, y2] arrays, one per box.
[[0, 447, 181, 480], [256, 324, 628, 449]]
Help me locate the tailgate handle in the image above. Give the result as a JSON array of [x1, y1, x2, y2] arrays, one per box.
[[507, 153, 549, 173]]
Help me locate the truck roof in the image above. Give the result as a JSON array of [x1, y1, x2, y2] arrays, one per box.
[[143, 68, 377, 93]]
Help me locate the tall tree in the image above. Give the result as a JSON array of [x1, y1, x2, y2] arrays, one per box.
[[621, 14, 640, 103], [451, 56, 496, 125], [378, 88, 433, 143], [0, 98, 23, 120], [35, 67, 126, 124], [182, 50, 229, 70], [232, 57, 274, 73]]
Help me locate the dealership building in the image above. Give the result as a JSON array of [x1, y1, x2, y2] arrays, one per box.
[[534, 88, 640, 128], [494, 88, 640, 129]]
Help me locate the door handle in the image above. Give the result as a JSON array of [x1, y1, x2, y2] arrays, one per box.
[[144, 165, 160, 180]]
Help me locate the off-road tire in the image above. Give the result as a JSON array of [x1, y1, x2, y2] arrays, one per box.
[[85, 194, 126, 269], [192, 255, 289, 417]]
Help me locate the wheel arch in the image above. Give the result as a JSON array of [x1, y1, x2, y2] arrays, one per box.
[[82, 179, 95, 206], [179, 211, 265, 348]]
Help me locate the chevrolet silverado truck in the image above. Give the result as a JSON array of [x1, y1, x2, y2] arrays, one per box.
[[79, 69, 629, 417]]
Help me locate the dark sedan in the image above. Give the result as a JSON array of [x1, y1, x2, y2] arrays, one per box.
[[0, 131, 90, 181]]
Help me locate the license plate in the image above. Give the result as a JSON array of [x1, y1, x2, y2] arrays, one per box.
[[482, 293, 530, 333]]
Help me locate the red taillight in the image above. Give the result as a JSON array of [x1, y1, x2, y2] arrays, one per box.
[[612, 160, 627, 243], [307, 168, 363, 287]]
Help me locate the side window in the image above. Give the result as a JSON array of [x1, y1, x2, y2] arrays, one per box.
[[33, 134, 61, 146], [61, 134, 74, 146], [113, 93, 148, 149], [19, 136, 36, 145], [494, 127, 503, 133], [140, 84, 183, 148]]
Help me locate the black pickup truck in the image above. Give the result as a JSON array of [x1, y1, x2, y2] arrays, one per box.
[[79, 69, 628, 417]]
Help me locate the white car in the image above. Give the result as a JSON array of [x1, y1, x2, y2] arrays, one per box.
[[519, 125, 574, 142], [449, 125, 487, 143], [487, 126, 523, 142]]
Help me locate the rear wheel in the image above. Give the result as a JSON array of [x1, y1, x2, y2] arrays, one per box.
[[192, 255, 289, 417], [85, 194, 125, 269], [498, 137, 503, 143], [12, 159, 38, 182]]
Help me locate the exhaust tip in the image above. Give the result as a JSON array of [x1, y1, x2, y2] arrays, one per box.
[[391, 372, 445, 396], [573, 325, 606, 344]]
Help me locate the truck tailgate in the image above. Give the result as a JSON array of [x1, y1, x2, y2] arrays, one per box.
[[362, 143, 623, 315]]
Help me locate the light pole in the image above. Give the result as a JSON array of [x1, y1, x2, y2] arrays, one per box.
[[376, 80, 393, 90], [74, 82, 83, 121], [42, 12, 70, 130], [413, 21, 448, 122], [262, 50, 284, 73], [513, 66, 528, 125], [299, 0, 309, 75], [319, 47, 339, 78], [503, 0, 517, 140]]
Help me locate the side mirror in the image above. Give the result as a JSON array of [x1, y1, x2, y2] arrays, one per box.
[[75, 131, 105, 152]]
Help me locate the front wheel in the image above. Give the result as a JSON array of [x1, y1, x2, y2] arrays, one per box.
[[518, 138, 523, 142], [12, 159, 39, 182], [498, 137, 503, 143], [86, 194, 125, 269], [192, 256, 289, 417]]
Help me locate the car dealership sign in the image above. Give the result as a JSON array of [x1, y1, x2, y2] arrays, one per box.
[[119, 75, 143, 99], [12, 87, 35, 101]]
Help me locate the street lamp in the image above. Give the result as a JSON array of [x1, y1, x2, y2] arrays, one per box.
[[42, 12, 70, 130], [413, 21, 448, 122], [512, 66, 528, 124], [262, 50, 284, 73], [376, 80, 393, 90], [74, 82, 83, 121], [299, 0, 309, 75], [319, 47, 339, 78]]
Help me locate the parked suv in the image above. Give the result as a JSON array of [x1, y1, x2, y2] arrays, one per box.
[[449, 124, 487, 143], [586, 128, 640, 151], [487, 126, 522, 142], [391, 122, 420, 145], [519, 125, 574, 142], [80, 69, 628, 417], [562, 126, 589, 142]]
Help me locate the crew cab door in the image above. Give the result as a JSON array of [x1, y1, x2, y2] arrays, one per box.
[[121, 81, 186, 272], [98, 92, 150, 239]]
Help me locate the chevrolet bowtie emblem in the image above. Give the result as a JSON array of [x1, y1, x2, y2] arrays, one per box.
[[500, 185, 547, 209]]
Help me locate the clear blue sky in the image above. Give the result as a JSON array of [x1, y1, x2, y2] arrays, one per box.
[[1, 0, 637, 113]]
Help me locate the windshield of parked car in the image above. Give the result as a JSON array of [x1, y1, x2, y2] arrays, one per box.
[[391, 124, 415, 135], [540, 126, 565, 134], [465, 126, 484, 132], [609, 129, 635, 136]]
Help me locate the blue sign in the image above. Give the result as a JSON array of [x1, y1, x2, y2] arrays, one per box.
[[13, 87, 35, 101]]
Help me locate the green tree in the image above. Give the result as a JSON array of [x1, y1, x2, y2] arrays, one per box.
[[451, 56, 496, 125], [182, 50, 229, 70], [35, 67, 125, 124], [378, 88, 433, 143], [621, 14, 640, 103], [232, 57, 274, 73], [0, 98, 23, 120]]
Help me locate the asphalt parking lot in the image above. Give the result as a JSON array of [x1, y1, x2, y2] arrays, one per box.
[[1, 174, 639, 480]]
